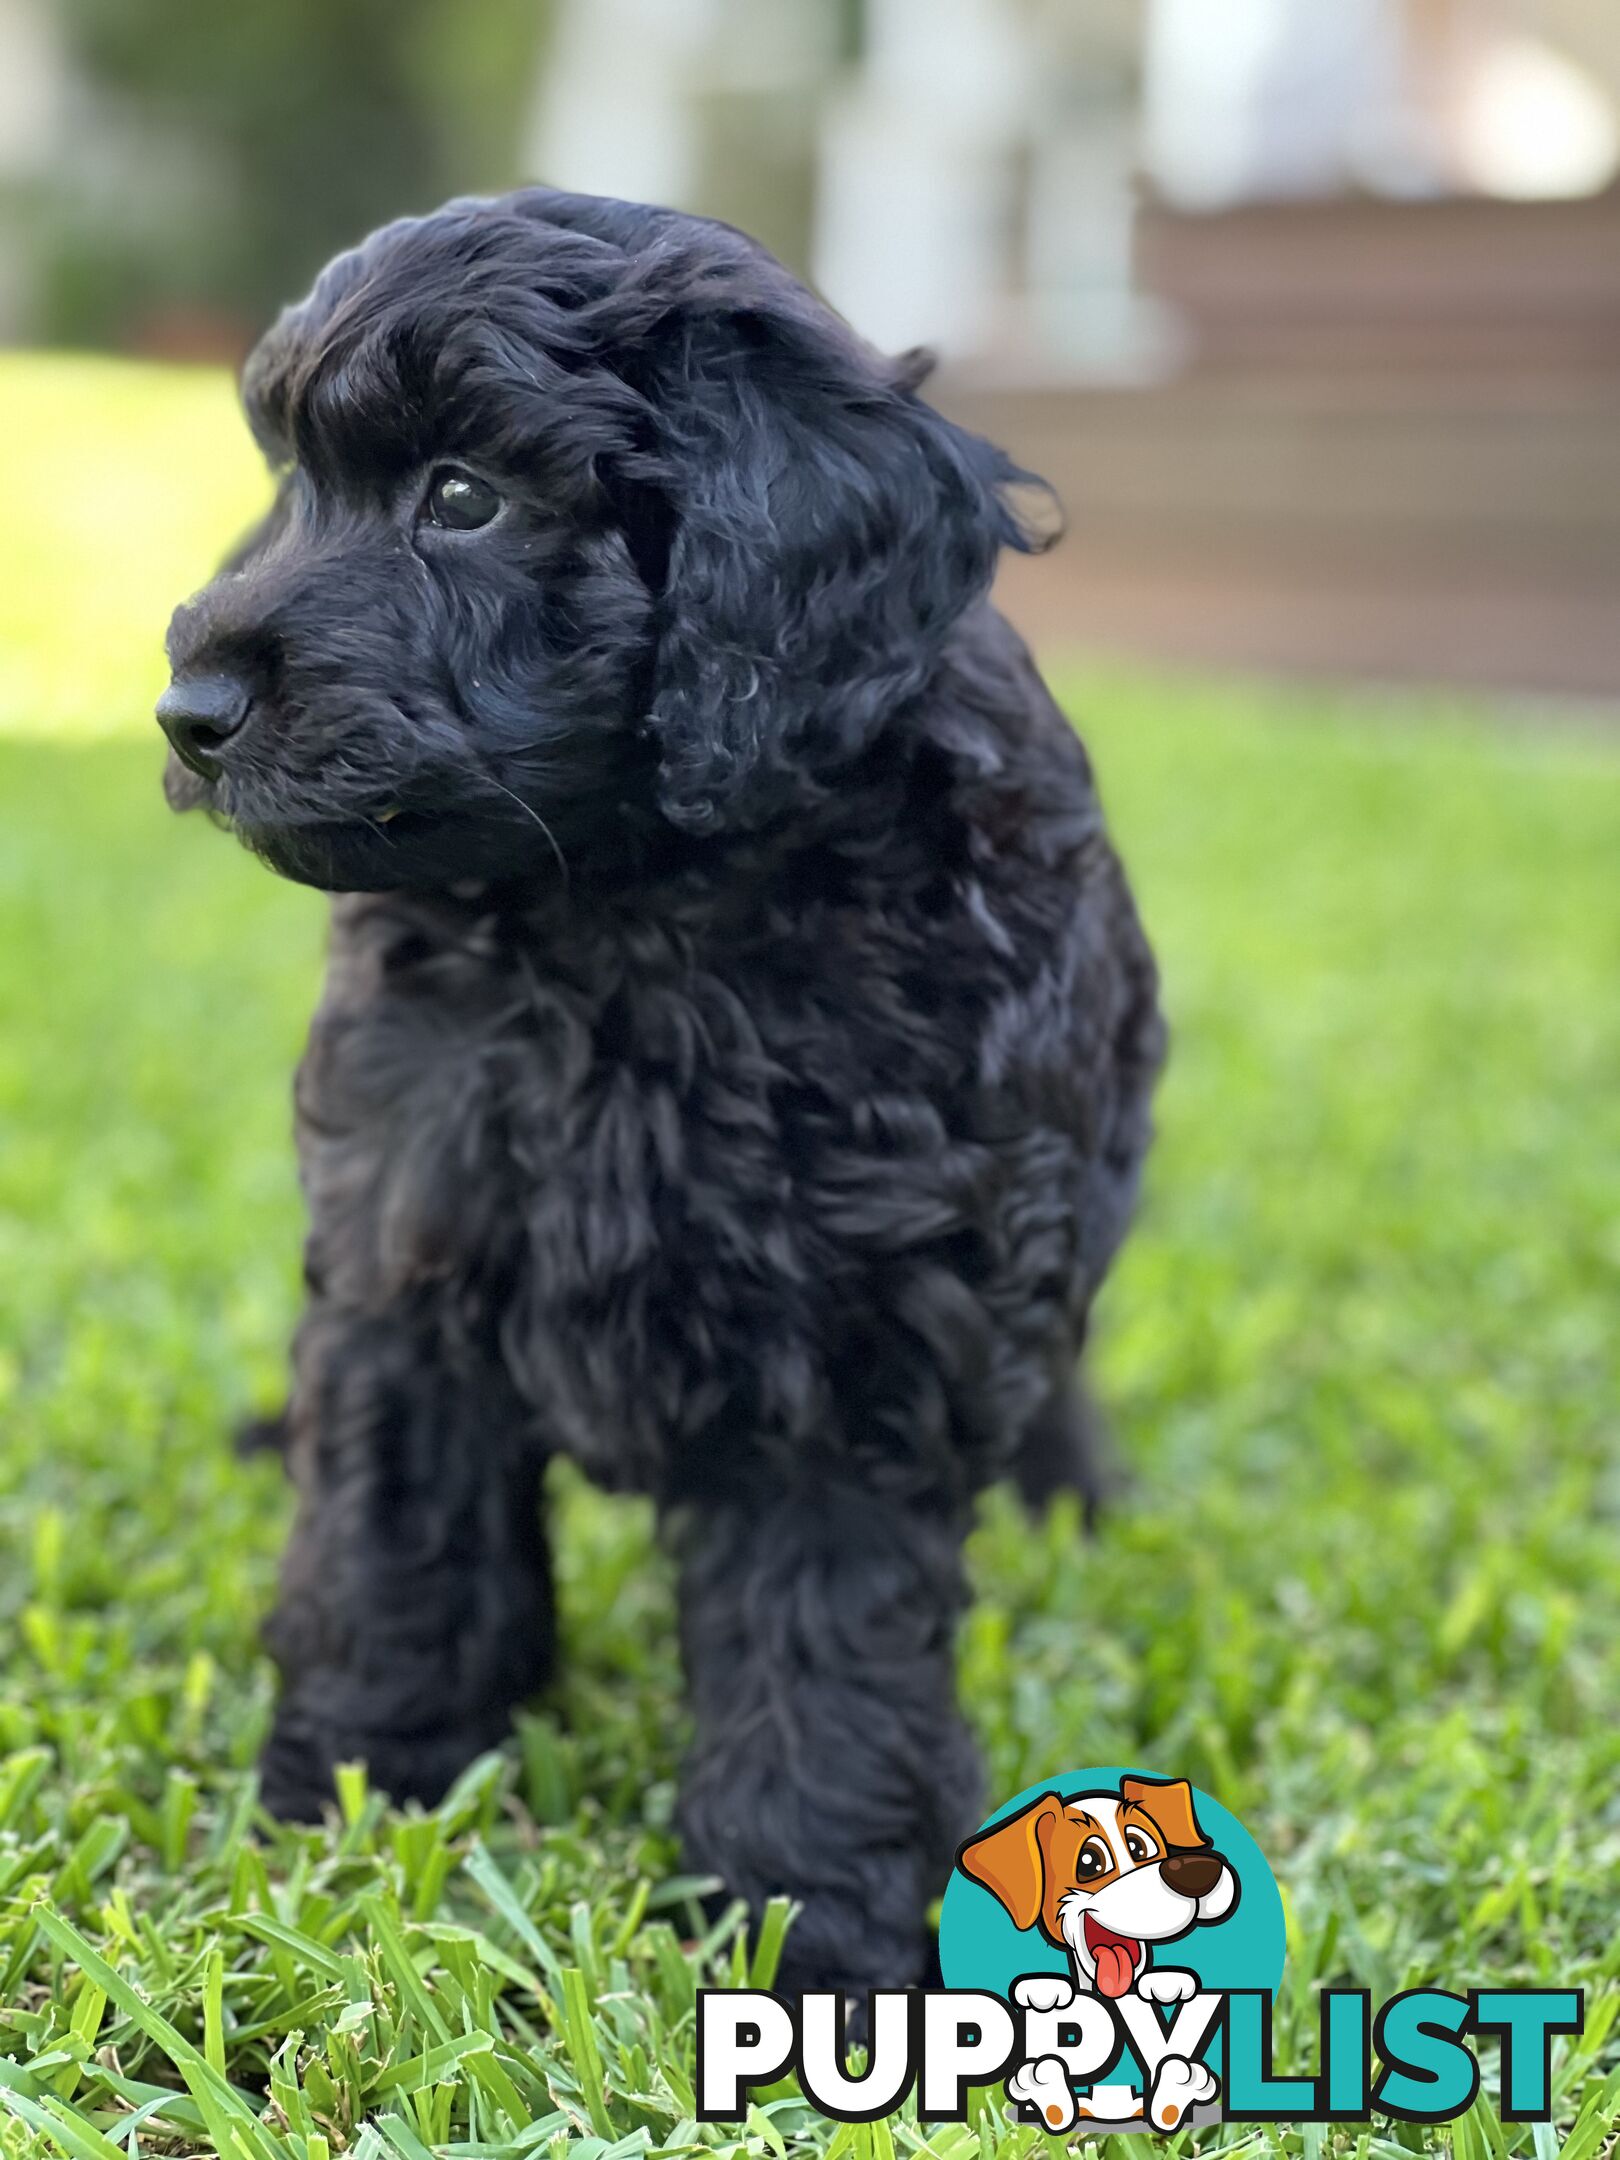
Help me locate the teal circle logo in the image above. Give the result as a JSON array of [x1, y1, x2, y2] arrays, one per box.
[[940, 1766, 1283, 1998], [939, 1767, 1284, 2126]]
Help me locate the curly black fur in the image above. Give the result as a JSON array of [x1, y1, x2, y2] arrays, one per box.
[[159, 188, 1164, 1995]]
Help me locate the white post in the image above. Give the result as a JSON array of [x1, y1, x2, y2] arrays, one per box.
[[524, 0, 720, 206], [812, 0, 1027, 357]]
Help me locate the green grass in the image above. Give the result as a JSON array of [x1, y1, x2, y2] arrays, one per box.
[[0, 354, 268, 740], [1, 357, 1619, 2157]]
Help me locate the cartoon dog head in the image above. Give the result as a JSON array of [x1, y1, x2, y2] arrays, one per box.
[[956, 1776, 1238, 1998]]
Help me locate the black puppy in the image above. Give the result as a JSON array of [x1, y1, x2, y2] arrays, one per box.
[[158, 189, 1163, 1996]]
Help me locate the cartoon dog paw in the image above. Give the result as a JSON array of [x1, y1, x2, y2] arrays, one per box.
[[1147, 2055, 1219, 2130], [1011, 1973, 1077, 2014], [1136, 1966, 1199, 2005], [1007, 2055, 1079, 2133]]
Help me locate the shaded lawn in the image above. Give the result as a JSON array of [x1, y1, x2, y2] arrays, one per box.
[[0, 352, 1618, 2156]]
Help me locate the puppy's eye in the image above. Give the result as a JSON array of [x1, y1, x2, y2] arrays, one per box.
[[1124, 1827, 1159, 1863], [1076, 1837, 1112, 1880], [423, 468, 501, 531]]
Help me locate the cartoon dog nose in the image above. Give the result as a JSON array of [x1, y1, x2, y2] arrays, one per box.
[[1161, 1850, 1224, 1899], [156, 672, 252, 778]]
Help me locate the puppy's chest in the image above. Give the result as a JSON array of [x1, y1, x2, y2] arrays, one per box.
[[296, 891, 928, 1309]]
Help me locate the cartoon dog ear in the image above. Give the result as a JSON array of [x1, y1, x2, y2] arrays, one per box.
[[956, 1792, 1064, 1931], [636, 273, 1053, 833], [1120, 1776, 1210, 1851]]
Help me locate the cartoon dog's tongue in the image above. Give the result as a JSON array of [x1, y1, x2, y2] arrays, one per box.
[[1084, 1915, 1143, 1999]]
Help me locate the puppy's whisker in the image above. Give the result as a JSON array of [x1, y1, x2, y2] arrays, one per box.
[[340, 799, 397, 847], [480, 770, 569, 886]]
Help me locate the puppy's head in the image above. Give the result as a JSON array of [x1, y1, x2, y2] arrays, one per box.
[[957, 1777, 1238, 1998], [159, 188, 1051, 892]]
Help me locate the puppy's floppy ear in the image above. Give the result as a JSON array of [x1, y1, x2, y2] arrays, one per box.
[[956, 1791, 1064, 1931], [641, 298, 1054, 832], [1121, 1776, 1210, 1851]]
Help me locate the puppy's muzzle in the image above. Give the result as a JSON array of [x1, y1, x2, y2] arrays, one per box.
[[157, 672, 253, 780], [1160, 1850, 1225, 1899]]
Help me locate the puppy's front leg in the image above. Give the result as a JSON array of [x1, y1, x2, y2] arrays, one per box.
[[259, 1298, 554, 1819], [671, 1483, 979, 1997]]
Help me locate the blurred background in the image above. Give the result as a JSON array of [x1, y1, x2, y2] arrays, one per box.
[[3, 0, 1620, 702]]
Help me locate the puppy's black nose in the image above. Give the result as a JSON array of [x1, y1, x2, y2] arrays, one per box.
[[156, 673, 252, 778], [1161, 1850, 1224, 1899]]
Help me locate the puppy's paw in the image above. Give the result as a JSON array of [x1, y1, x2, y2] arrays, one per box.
[[1006, 2055, 1078, 2133], [1012, 1972, 1077, 2014], [1136, 1965, 1199, 2004], [257, 1719, 341, 1823], [1147, 2055, 1219, 2130], [258, 1705, 493, 1822]]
